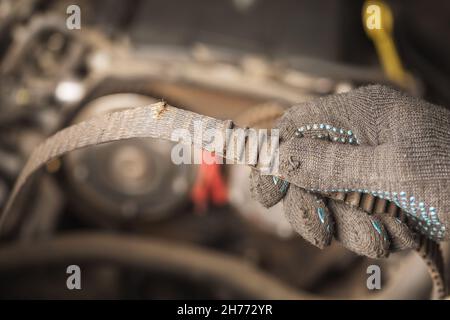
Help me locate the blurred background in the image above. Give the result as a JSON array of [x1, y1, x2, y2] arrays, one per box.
[[0, 0, 449, 299]]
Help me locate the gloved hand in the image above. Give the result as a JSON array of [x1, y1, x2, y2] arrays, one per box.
[[250, 85, 450, 258]]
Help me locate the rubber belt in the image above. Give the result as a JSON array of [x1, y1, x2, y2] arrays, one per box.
[[0, 102, 446, 299]]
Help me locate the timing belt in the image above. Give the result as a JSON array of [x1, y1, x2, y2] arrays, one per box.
[[0, 102, 446, 299]]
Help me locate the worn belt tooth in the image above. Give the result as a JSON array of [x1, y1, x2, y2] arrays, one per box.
[[345, 192, 361, 207], [360, 194, 375, 213], [419, 236, 426, 253], [424, 238, 431, 258], [430, 241, 440, 265], [417, 235, 425, 255], [420, 236, 427, 254], [386, 201, 398, 216], [398, 209, 407, 222], [332, 192, 346, 201], [436, 244, 444, 269], [423, 237, 431, 257], [402, 209, 416, 229], [430, 242, 437, 261], [374, 199, 387, 214]]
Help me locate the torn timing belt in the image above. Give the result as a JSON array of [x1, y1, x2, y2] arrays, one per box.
[[0, 102, 446, 299]]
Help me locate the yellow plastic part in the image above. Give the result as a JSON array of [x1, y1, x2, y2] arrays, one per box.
[[362, 0, 413, 89]]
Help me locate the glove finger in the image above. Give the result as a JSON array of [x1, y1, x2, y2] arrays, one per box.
[[283, 185, 333, 249], [278, 136, 394, 193], [249, 169, 289, 208], [329, 200, 390, 258], [373, 213, 419, 251], [280, 85, 397, 146]]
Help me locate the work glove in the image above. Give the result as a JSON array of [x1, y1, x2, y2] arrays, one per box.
[[250, 85, 450, 258]]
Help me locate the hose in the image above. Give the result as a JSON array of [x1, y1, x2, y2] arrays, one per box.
[[0, 232, 313, 299]]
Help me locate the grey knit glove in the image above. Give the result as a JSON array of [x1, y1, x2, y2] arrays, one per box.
[[250, 85, 450, 258]]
